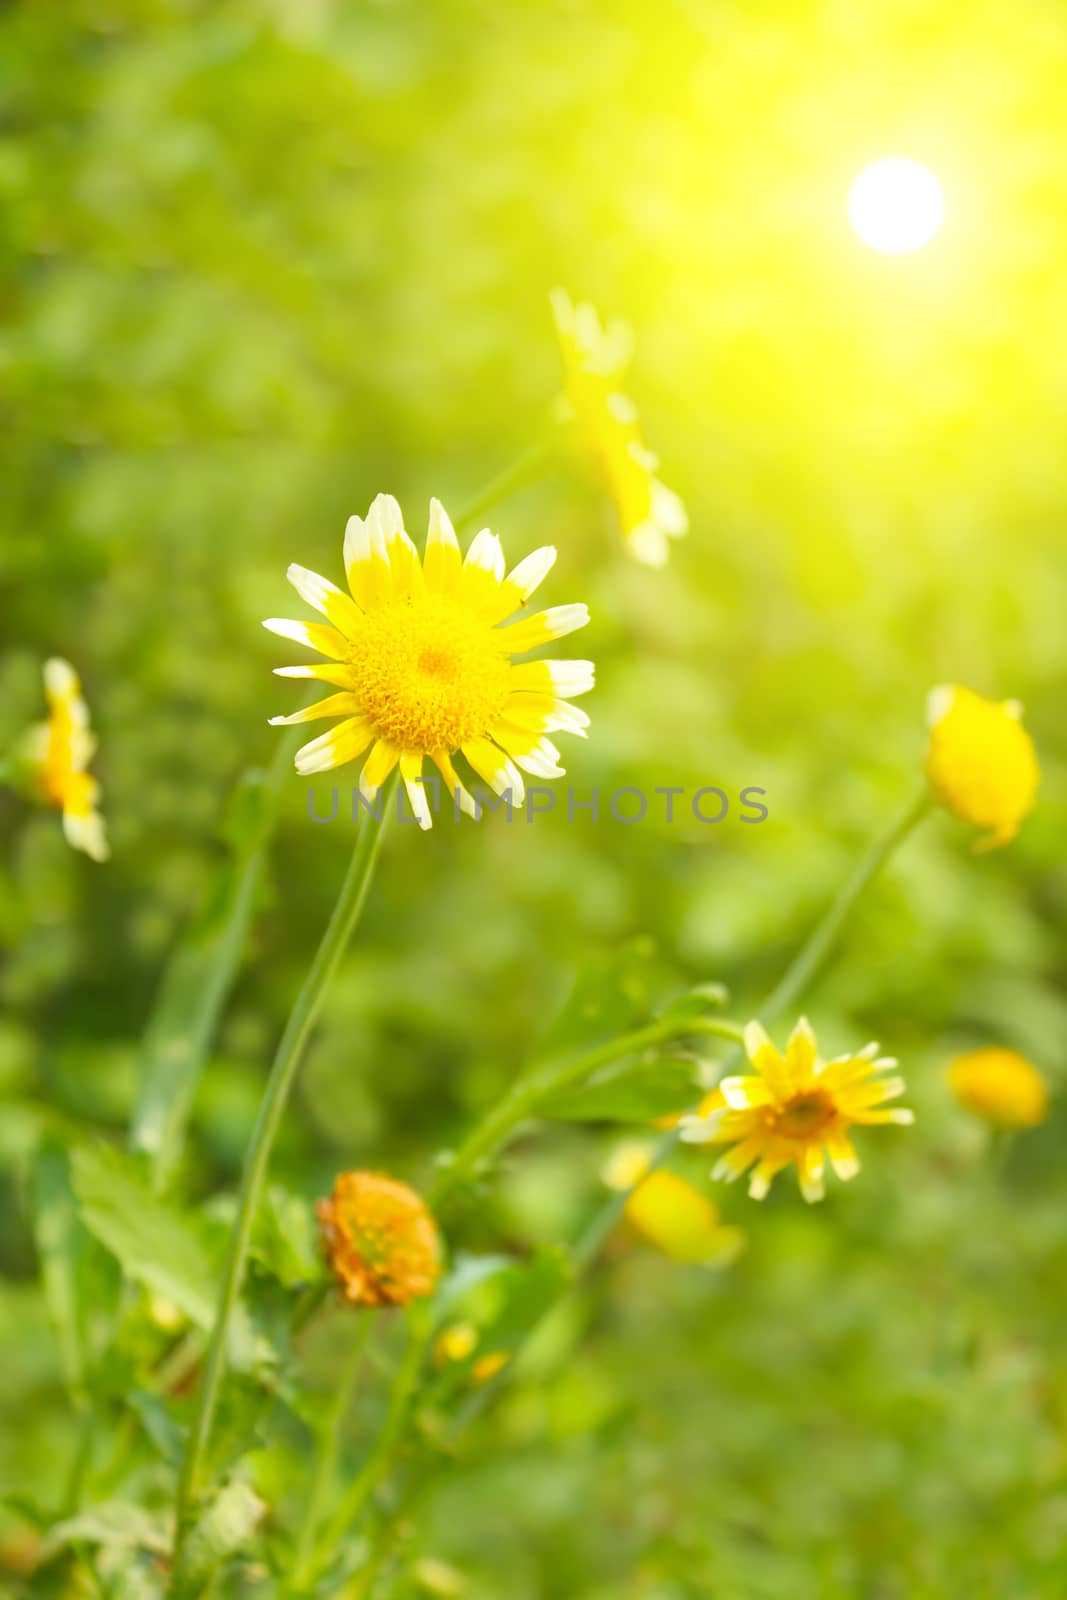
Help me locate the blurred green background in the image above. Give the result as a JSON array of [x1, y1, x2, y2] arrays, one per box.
[[2, 1, 1066, 1595]]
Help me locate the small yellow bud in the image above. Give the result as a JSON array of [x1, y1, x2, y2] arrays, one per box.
[[948, 1048, 1049, 1129]]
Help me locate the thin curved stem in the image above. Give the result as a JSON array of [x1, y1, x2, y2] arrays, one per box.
[[431, 1014, 746, 1208], [759, 787, 932, 1024], [453, 437, 556, 532], [171, 777, 397, 1588]]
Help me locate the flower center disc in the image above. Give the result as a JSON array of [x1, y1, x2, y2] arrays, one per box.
[[350, 595, 511, 752], [773, 1089, 836, 1140]]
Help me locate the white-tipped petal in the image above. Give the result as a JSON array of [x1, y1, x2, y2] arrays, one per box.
[[399, 754, 433, 831], [545, 660, 595, 698], [44, 658, 80, 700], [286, 564, 362, 633], [366, 493, 405, 543], [678, 1112, 726, 1145], [505, 546, 556, 601], [262, 617, 348, 658], [926, 685, 955, 727], [506, 545, 557, 599], [509, 737, 564, 780], [465, 527, 506, 582]]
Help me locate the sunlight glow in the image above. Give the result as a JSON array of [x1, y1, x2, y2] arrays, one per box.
[[849, 158, 945, 255]]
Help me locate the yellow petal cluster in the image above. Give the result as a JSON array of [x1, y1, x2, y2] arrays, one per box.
[[24, 658, 108, 862], [925, 685, 1039, 849], [948, 1047, 1049, 1129], [265, 495, 593, 827], [552, 289, 687, 568], [680, 1019, 913, 1203]]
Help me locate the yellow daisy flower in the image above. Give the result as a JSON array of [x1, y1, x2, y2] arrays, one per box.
[[316, 1169, 441, 1309], [23, 658, 108, 862], [265, 495, 593, 827], [679, 1018, 913, 1203], [603, 1141, 744, 1266], [948, 1047, 1049, 1129], [925, 685, 1039, 850], [551, 289, 687, 568]]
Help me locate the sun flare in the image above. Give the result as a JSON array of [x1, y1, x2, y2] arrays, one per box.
[[849, 157, 945, 255]]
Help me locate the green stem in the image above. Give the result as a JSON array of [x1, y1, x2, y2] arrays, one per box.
[[304, 1303, 432, 1587], [61, 1401, 96, 1516], [431, 1015, 745, 1208], [574, 788, 931, 1268], [290, 1315, 374, 1590], [171, 777, 397, 1588], [759, 787, 932, 1026], [453, 438, 555, 532]]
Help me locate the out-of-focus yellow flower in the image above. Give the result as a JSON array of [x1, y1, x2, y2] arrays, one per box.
[[551, 289, 687, 568], [434, 1321, 478, 1366], [471, 1350, 509, 1385], [603, 1141, 744, 1265], [316, 1170, 441, 1309], [948, 1047, 1049, 1129], [414, 1556, 467, 1596], [265, 495, 593, 827], [680, 1019, 913, 1203], [22, 658, 108, 862], [925, 685, 1039, 850]]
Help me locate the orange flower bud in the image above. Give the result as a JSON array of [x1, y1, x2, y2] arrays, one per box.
[[317, 1170, 441, 1308]]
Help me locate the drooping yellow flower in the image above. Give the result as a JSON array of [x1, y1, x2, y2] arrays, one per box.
[[265, 496, 593, 827], [603, 1141, 744, 1265], [316, 1170, 441, 1309], [23, 658, 108, 862], [948, 1047, 1049, 1129], [925, 685, 1039, 850], [551, 289, 687, 568], [680, 1019, 913, 1203]]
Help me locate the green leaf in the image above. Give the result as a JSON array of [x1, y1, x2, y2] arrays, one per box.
[[128, 1389, 185, 1468], [130, 738, 297, 1189], [433, 1252, 516, 1322], [31, 1139, 90, 1400], [249, 1184, 320, 1287], [656, 981, 731, 1022], [73, 1143, 217, 1326], [533, 939, 660, 1067], [541, 1053, 698, 1123], [445, 1248, 572, 1355], [182, 1479, 265, 1587], [203, 1374, 275, 1481], [39, 1502, 170, 1562], [71, 1143, 265, 1368]]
